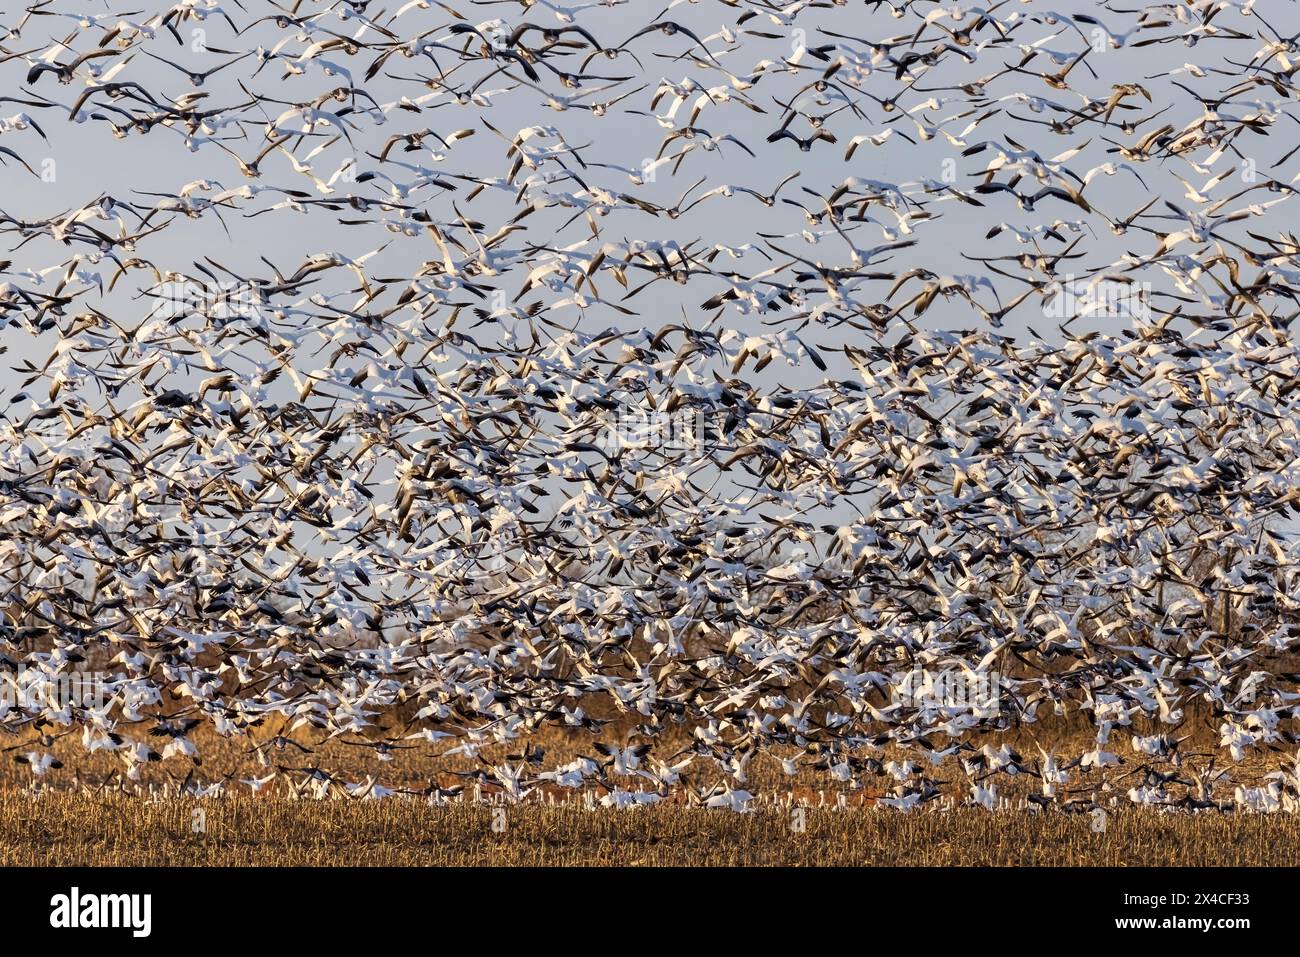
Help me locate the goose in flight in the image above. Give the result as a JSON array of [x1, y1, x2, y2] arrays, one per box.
[[0, 0, 1294, 814]]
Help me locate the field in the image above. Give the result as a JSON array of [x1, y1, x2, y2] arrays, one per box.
[[5, 793, 1300, 866], [2, 721, 1299, 866]]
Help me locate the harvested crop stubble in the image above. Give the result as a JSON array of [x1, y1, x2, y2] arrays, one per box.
[[3, 793, 1299, 866]]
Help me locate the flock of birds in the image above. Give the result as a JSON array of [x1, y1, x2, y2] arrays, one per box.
[[2, 0, 1300, 813]]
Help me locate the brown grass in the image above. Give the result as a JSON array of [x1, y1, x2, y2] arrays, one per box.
[[2, 719, 1297, 866], [1, 793, 1298, 865]]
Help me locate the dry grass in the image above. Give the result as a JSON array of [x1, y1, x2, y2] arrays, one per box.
[[2, 718, 1298, 865], [1, 792, 1298, 865]]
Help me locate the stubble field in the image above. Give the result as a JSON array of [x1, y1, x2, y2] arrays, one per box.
[[5, 792, 1300, 866], [1, 721, 1298, 866]]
